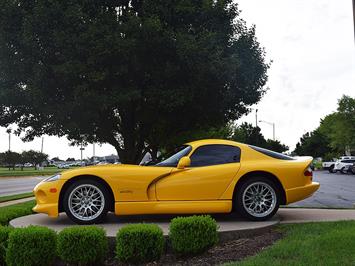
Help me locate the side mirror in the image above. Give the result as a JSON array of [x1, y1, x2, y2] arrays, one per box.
[[177, 156, 191, 169]]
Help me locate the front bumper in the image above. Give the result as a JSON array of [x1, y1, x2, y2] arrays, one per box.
[[286, 182, 320, 204], [32, 179, 66, 218]]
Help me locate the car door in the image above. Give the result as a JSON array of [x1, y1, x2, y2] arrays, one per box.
[[156, 144, 241, 200]]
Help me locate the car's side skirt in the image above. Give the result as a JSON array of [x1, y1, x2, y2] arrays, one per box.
[[114, 200, 232, 216]]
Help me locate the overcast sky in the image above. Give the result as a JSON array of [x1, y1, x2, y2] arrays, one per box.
[[0, 0, 354, 160]]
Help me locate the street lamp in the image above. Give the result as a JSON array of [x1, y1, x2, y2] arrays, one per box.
[[6, 128, 11, 151], [259, 120, 275, 141]]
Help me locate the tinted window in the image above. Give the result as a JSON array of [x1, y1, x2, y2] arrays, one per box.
[[249, 145, 295, 160], [190, 145, 241, 167], [156, 145, 192, 167]]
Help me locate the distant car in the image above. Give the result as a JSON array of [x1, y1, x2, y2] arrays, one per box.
[[322, 160, 336, 172], [24, 163, 33, 167], [333, 159, 355, 173], [57, 164, 70, 169], [323, 156, 355, 173]]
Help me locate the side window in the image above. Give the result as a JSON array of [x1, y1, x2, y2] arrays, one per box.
[[190, 144, 241, 167]]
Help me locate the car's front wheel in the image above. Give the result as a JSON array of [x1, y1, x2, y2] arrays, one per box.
[[63, 179, 109, 224], [235, 177, 280, 221]]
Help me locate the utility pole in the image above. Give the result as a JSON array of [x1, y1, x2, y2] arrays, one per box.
[[41, 137, 44, 153], [353, 0, 355, 42], [255, 109, 258, 127], [6, 128, 11, 151]]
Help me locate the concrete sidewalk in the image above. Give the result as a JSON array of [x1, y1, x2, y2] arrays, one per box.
[[278, 208, 355, 223], [10, 208, 355, 240], [0, 197, 35, 208]]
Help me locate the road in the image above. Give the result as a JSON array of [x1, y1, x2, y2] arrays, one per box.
[[0, 171, 354, 208], [0, 176, 46, 196], [290, 170, 355, 208]]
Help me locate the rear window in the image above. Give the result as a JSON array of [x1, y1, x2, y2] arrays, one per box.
[[249, 145, 295, 160]]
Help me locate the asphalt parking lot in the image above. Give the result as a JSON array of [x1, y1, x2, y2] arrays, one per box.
[[290, 170, 355, 208], [1, 171, 354, 209]]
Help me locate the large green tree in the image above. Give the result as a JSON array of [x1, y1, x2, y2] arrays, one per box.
[[293, 129, 332, 158], [0, 0, 269, 163]]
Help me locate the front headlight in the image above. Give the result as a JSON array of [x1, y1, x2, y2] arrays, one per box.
[[43, 174, 61, 182]]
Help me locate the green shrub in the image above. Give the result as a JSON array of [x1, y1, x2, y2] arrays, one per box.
[[169, 215, 218, 255], [0, 226, 13, 245], [6, 226, 57, 266], [0, 201, 35, 226], [57, 226, 108, 265], [0, 243, 5, 266], [0, 226, 13, 266], [116, 224, 164, 263]]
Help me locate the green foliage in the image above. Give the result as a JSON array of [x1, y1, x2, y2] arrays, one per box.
[[169, 215, 218, 255], [57, 226, 108, 265], [0, 226, 13, 266], [0, 0, 269, 164], [231, 123, 288, 152], [0, 243, 5, 266], [293, 128, 333, 157], [0, 226, 13, 245], [116, 224, 164, 263], [0, 201, 35, 226], [294, 95, 355, 157], [6, 226, 56, 266]]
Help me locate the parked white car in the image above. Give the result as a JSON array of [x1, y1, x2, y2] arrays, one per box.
[[323, 156, 355, 173], [333, 157, 355, 173]]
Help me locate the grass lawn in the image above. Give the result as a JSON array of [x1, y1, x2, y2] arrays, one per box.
[[0, 200, 35, 226], [0, 166, 68, 177], [227, 221, 355, 266], [0, 192, 34, 203]]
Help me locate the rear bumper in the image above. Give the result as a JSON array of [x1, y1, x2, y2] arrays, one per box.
[[285, 182, 320, 204]]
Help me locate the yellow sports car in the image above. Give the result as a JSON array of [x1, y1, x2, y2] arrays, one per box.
[[33, 139, 319, 224]]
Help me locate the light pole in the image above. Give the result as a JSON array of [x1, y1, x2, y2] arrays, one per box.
[[79, 134, 85, 163], [255, 109, 258, 127], [92, 134, 96, 163], [6, 128, 11, 151], [259, 120, 275, 140], [41, 137, 44, 153]]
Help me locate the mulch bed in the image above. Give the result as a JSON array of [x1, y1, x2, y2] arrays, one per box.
[[106, 228, 283, 266]]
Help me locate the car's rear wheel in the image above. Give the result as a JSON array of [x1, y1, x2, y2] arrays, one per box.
[[63, 179, 109, 224], [235, 177, 280, 221]]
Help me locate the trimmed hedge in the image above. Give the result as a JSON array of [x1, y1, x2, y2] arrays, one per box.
[[116, 224, 164, 263], [57, 226, 108, 265], [6, 226, 57, 266], [169, 215, 218, 255], [0, 226, 13, 266], [0, 201, 35, 226]]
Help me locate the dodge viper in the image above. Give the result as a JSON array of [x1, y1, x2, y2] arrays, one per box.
[[33, 139, 319, 224]]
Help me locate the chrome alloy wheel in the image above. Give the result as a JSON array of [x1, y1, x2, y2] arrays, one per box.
[[68, 184, 105, 221], [242, 182, 277, 218]]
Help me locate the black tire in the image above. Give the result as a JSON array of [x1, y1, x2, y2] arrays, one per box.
[[234, 176, 280, 221], [341, 167, 347, 174], [63, 179, 110, 225], [328, 165, 335, 173]]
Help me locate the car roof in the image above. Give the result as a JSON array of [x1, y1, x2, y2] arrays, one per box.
[[185, 139, 247, 148]]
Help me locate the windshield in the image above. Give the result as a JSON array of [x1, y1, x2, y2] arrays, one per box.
[[156, 145, 192, 167]]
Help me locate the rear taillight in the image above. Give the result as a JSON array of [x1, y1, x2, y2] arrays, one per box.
[[304, 167, 313, 179]]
